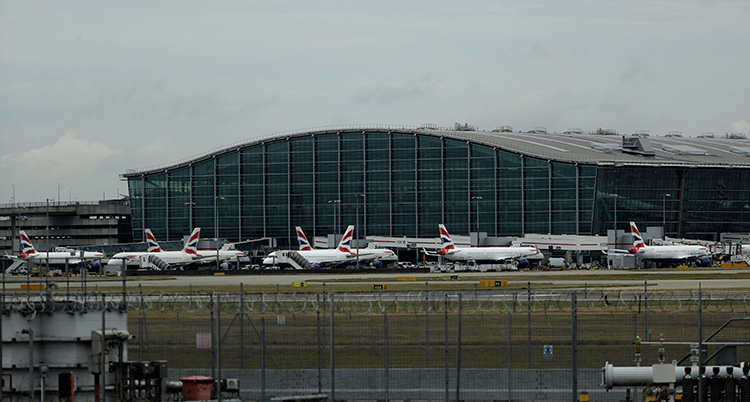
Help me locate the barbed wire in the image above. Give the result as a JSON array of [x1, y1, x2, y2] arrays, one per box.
[[3, 290, 749, 315]]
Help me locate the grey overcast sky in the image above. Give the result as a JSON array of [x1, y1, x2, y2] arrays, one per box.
[[1, 1, 749, 203]]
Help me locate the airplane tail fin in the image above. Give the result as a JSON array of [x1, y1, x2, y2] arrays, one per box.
[[182, 228, 201, 256], [628, 222, 646, 253], [19, 230, 37, 257], [145, 229, 163, 252], [438, 224, 455, 255], [296, 226, 313, 251], [337, 225, 355, 254]]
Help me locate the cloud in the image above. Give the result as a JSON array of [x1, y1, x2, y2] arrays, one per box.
[[0, 132, 116, 201], [1, 132, 115, 174], [731, 120, 750, 134], [350, 75, 435, 105]]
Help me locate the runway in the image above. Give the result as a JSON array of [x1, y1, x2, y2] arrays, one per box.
[[110, 267, 750, 291]]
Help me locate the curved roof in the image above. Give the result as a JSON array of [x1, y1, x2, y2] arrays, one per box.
[[122, 125, 750, 177]]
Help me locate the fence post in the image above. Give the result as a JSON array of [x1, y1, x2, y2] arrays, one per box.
[[330, 293, 335, 402], [240, 283, 244, 369], [211, 293, 215, 384], [426, 282, 430, 369], [317, 293, 322, 394], [261, 316, 266, 400], [698, 284, 704, 402], [507, 311, 512, 402], [572, 291, 578, 402], [644, 281, 649, 364], [217, 293, 222, 402], [445, 293, 449, 402], [385, 311, 389, 402], [528, 282, 532, 369], [456, 293, 462, 402]]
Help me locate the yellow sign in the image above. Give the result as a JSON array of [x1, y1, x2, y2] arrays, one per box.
[[370, 284, 389, 290], [292, 282, 308, 287], [479, 280, 507, 287]]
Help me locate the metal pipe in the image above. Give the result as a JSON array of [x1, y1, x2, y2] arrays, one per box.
[[602, 363, 746, 389]]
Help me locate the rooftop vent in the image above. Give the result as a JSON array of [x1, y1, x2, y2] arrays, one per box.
[[622, 136, 655, 157], [564, 128, 583, 134], [596, 128, 618, 135], [590, 142, 621, 153], [730, 146, 750, 157], [454, 122, 476, 131], [492, 125, 513, 133], [633, 130, 650, 138], [528, 127, 547, 134], [698, 132, 715, 138], [726, 133, 748, 139], [662, 144, 708, 155], [665, 131, 683, 138]]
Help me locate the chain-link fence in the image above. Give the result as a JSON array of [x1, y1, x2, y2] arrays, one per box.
[[113, 288, 750, 401]]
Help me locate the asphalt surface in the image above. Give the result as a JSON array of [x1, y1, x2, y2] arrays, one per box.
[[108, 268, 750, 291]]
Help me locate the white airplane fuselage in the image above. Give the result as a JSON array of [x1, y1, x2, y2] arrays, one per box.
[[263, 249, 353, 266], [108, 250, 203, 266], [441, 246, 539, 263], [630, 245, 709, 261], [353, 248, 398, 262], [23, 250, 104, 265]]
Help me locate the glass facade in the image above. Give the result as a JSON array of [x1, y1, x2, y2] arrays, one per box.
[[126, 129, 750, 247]]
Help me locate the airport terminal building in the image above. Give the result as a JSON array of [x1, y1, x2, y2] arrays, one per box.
[[121, 125, 750, 248]]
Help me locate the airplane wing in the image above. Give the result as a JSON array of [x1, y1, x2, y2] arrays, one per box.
[[603, 249, 630, 255]]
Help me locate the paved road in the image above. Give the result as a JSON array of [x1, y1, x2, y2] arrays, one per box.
[[110, 268, 750, 291], [4, 268, 747, 291]]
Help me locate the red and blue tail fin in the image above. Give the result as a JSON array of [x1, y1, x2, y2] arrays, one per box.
[[438, 224, 455, 255], [19, 230, 37, 258], [628, 222, 646, 254], [183, 228, 201, 256], [337, 225, 355, 254], [296, 226, 313, 251], [145, 229, 163, 252]]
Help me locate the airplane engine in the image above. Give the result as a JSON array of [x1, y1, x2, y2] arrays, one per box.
[[312, 264, 324, 269], [86, 262, 101, 273], [220, 262, 233, 270], [698, 257, 712, 267], [372, 261, 384, 268], [516, 259, 529, 269]]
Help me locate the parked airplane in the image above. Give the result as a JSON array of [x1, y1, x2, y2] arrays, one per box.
[[263, 225, 356, 268], [427, 224, 540, 268], [627, 222, 712, 266], [352, 245, 398, 267], [108, 228, 204, 270], [10, 230, 104, 272], [296, 226, 397, 267]]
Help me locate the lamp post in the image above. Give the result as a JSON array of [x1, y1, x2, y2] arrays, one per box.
[[610, 193, 619, 246], [215, 196, 225, 271], [471, 196, 483, 233], [355, 194, 365, 268], [662, 193, 671, 236], [184, 202, 196, 234], [328, 199, 341, 241]]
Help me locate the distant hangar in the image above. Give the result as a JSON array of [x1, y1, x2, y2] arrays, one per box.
[[122, 124, 750, 248]]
